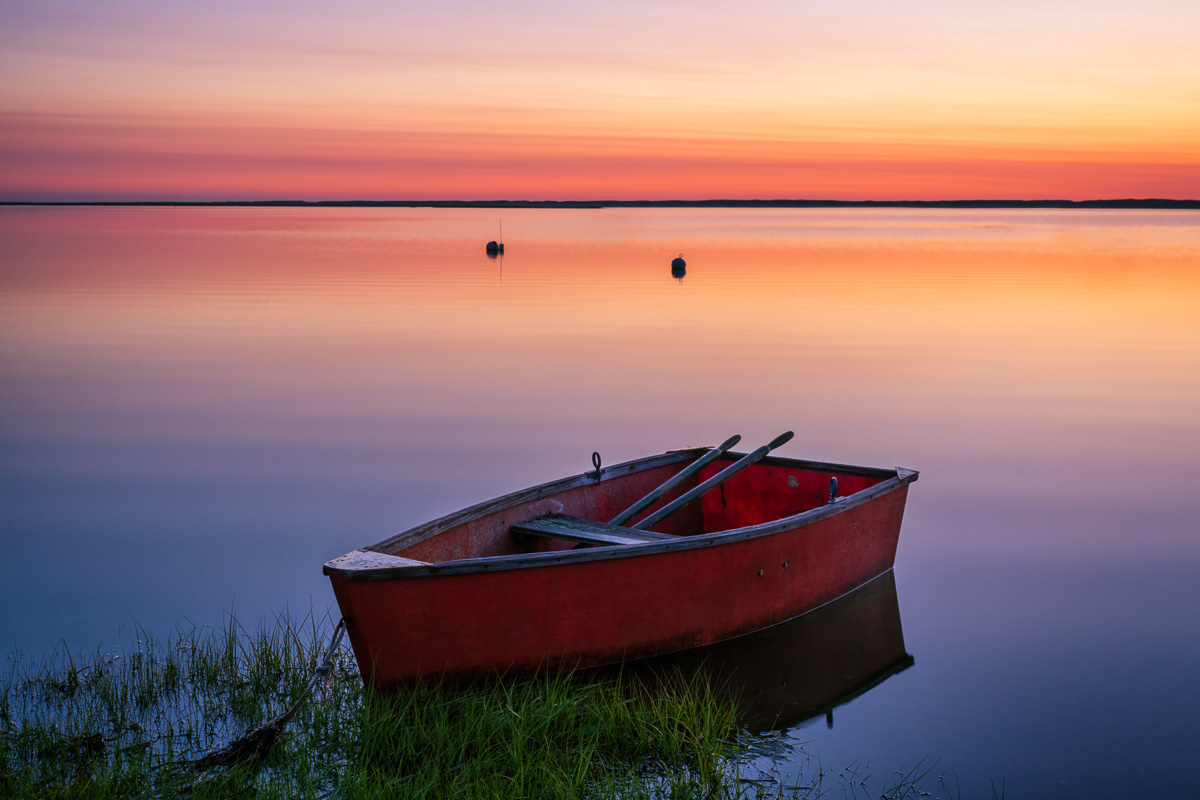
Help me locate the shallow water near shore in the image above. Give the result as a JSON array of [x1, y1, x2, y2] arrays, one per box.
[[2, 206, 1199, 797]]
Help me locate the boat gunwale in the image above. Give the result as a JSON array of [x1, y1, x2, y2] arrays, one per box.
[[324, 449, 918, 581]]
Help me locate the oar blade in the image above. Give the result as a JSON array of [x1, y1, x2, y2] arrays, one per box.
[[767, 430, 794, 450]]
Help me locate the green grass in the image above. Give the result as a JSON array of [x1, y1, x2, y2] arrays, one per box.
[[0, 614, 947, 799]]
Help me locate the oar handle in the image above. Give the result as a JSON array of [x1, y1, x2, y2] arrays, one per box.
[[608, 434, 741, 526], [631, 431, 794, 531]]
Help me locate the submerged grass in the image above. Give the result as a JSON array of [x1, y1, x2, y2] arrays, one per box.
[[0, 614, 942, 799]]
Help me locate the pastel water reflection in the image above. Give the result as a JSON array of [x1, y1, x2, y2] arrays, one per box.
[[1, 207, 1198, 798], [619, 570, 913, 734]]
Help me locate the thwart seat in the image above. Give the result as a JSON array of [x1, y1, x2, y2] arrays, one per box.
[[509, 514, 677, 547]]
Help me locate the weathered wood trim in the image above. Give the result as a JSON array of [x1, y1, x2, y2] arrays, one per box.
[[325, 463, 919, 580], [510, 514, 676, 546], [324, 549, 428, 571], [752, 451, 902, 479]]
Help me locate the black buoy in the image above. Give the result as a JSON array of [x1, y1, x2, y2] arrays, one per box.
[[486, 240, 504, 254], [671, 253, 686, 269]]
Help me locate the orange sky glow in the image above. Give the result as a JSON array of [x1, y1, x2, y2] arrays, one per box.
[[1, 0, 1198, 200]]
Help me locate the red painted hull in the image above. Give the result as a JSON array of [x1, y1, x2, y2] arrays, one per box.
[[324, 449, 917, 690]]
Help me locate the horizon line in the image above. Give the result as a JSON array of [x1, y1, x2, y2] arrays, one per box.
[[2, 198, 1197, 210]]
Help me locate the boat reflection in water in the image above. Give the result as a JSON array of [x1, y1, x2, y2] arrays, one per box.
[[617, 570, 912, 732]]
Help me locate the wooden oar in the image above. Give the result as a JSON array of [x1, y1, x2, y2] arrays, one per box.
[[608, 435, 742, 526], [630, 431, 795, 531]]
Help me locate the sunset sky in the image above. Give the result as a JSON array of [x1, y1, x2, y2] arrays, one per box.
[[2, 0, 1198, 201]]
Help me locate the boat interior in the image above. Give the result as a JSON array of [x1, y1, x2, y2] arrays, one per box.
[[366, 451, 893, 566]]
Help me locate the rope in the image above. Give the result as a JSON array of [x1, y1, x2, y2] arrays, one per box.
[[190, 617, 349, 771]]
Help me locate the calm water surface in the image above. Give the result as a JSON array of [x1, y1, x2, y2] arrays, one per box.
[[2, 207, 1198, 797]]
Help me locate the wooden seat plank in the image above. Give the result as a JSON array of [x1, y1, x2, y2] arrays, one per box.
[[510, 514, 676, 546]]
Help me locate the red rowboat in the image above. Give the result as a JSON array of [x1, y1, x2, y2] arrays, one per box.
[[324, 434, 918, 689]]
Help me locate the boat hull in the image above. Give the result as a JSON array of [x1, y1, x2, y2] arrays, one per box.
[[325, 450, 916, 689]]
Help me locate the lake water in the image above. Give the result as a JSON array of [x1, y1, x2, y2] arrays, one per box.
[[2, 206, 1198, 797]]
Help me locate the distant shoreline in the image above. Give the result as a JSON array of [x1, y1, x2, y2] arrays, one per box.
[[2, 198, 1197, 209]]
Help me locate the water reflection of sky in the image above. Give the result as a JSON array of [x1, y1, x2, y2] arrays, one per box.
[[2, 207, 1198, 798]]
